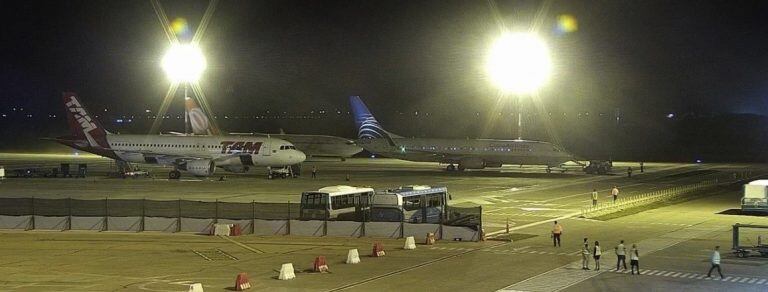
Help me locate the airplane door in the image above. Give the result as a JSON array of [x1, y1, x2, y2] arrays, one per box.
[[262, 138, 271, 156]]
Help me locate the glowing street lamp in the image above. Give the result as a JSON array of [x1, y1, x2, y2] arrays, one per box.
[[486, 32, 552, 139], [161, 43, 206, 134], [161, 43, 207, 83]]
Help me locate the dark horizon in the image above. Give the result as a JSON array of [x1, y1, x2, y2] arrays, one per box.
[[5, 1, 768, 113], [3, 0, 768, 162]]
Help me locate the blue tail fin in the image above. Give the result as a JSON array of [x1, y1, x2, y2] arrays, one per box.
[[349, 96, 389, 139]]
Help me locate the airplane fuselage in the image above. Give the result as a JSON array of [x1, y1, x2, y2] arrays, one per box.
[[61, 134, 305, 169], [265, 134, 362, 159], [357, 137, 573, 168]]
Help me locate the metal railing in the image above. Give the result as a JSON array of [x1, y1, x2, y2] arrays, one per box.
[[580, 180, 719, 218]]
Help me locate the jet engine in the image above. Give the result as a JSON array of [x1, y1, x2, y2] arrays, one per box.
[[222, 165, 250, 173], [458, 158, 485, 170], [484, 161, 502, 168], [182, 160, 216, 176]]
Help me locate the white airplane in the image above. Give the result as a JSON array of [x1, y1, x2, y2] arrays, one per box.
[[350, 96, 575, 172], [184, 96, 362, 160], [50, 93, 306, 179]]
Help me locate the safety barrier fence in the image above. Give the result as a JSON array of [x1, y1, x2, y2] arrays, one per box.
[[580, 180, 719, 218], [0, 198, 482, 241], [580, 169, 764, 218]]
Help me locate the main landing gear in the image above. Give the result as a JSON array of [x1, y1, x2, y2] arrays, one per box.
[[168, 169, 181, 180]]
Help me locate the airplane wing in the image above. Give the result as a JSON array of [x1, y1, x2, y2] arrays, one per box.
[[109, 148, 253, 166]]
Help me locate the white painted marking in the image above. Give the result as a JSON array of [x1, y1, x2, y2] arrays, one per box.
[[757, 279, 766, 284], [688, 274, 699, 279], [640, 270, 651, 275], [697, 275, 706, 279], [739, 278, 750, 283], [679, 273, 690, 278], [731, 277, 741, 282], [720, 276, 731, 281], [663, 271, 675, 277], [748, 278, 757, 284], [670, 272, 681, 277]]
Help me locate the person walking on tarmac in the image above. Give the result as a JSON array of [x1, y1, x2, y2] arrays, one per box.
[[311, 166, 318, 179], [706, 246, 725, 278], [611, 186, 620, 203], [551, 221, 563, 247], [582, 238, 591, 270], [615, 240, 628, 271], [593, 241, 602, 271], [591, 189, 598, 206], [630, 244, 640, 274], [627, 167, 633, 178]]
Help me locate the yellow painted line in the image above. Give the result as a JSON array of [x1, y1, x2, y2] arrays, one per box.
[[218, 235, 264, 254]]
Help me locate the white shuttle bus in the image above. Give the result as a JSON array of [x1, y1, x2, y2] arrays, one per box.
[[300, 185, 374, 220], [370, 185, 449, 223]]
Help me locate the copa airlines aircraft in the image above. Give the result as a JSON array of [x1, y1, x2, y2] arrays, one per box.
[[350, 96, 575, 171], [184, 96, 362, 160], [51, 93, 306, 179]]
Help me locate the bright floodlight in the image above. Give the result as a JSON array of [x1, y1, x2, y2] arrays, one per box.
[[487, 32, 552, 94], [161, 43, 207, 83]]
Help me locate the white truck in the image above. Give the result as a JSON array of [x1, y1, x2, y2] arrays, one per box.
[[742, 180, 768, 213]]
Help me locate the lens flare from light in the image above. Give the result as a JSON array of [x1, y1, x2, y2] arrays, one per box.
[[161, 43, 206, 83], [556, 14, 578, 34], [171, 18, 192, 40], [486, 32, 552, 94]]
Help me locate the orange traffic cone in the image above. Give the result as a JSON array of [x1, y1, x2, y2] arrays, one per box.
[[313, 256, 329, 272], [235, 272, 251, 290], [372, 242, 386, 257], [230, 224, 242, 236]]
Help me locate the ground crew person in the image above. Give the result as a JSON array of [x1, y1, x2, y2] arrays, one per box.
[[615, 239, 627, 271], [593, 241, 602, 271], [311, 166, 318, 178], [630, 244, 640, 274], [627, 167, 633, 178], [591, 189, 598, 206], [551, 221, 563, 247], [611, 186, 619, 203], [706, 246, 724, 278], [582, 238, 591, 270], [640, 161, 644, 173]]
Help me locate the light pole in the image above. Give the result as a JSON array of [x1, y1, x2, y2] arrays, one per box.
[[161, 43, 207, 135], [486, 32, 552, 140]]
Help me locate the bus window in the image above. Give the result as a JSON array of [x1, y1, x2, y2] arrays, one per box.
[[332, 194, 354, 210], [403, 197, 421, 211], [427, 194, 443, 207]]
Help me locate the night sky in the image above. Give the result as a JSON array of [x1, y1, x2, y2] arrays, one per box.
[[3, 0, 768, 121]]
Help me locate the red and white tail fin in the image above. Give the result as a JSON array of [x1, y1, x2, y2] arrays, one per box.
[[63, 92, 110, 148], [184, 96, 213, 135]]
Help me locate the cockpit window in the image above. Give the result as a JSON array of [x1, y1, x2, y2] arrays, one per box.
[[279, 145, 296, 150]]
